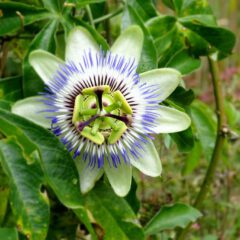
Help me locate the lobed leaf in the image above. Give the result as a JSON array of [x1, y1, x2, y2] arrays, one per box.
[[163, 0, 215, 17], [0, 117, 39, 164], [190, 100, 216, 161], [0, 138, 50, 240], [0, 188, 9, 226], [169, 86, 195, 107], [179, 19, 236, 58], [165, 49, 201, 74], [84, 181, 145, 240], [182, 140, 202, 175], [0, 228, 18, 240], [170, 127, 194, 153], [0, 76, 22, 102], [0, 109, 83, 208], [42, 0, 63, 13], [124, 0, 157, 22], [144, 203, 202, 235], [73, 208, 98, 240], [157, 32, 201, 74], [0, 100, 12, 111]]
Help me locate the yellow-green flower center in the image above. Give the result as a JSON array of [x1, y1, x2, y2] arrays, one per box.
[[72, 85, 133, 145]]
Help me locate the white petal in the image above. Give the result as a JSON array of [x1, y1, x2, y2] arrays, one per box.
[[65, 26, 99, 63], [139, 68, 181, 101], [104, 162, 132, 197], [12, 96, 51, 128], [131, 139, 162, 177], [77, 160, 103, 194], [111, 25, 144, 64], [153, 106, 191, 133], [29, 50, 64, 86]]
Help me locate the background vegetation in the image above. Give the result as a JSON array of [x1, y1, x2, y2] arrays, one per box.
[[0, 0, 239, 239]]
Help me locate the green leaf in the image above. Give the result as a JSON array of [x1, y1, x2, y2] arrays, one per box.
[[170, 127, 194, 152], [0, 228, 18, 240], [73, 208, 98, 240], [183, 28, 210, 56], [179, 14, 216, 26], [146, 16, 177, 59], [154, 27, 177, 59], [146, 16, 177, 39], [157, 33, 183, 65], [182, 140, 202, 175], [0, 117, 39, 164], [73, 0, 106, 7], [179, 19, 236, 58], [125, 179, 140, 214], [163, 0, 214, 17], [0, 76, 22, 102], [42, 0, 62, 13], [135, 0, 157, 19], [190, 100, 216, 161], [23, 20, 59, 97], [0, 138, 50, 239], [0, 188, 9, 226], [122, 5, 157, 73], [224, 100, 240, 128], [144, 203, 202, 235], [124, 0, 157, 22], [84, 181, 145, 240], [165, 49, 201, 74], [162, 0, 177, 12], [169, 86, 195, 107], [0, 2, 50, 36], [0, 109, 83, 208], [0, 100, 12, 111], [154, 1, 229, 61], [179, 0, 215, 17], [0, 162, 9, 227]]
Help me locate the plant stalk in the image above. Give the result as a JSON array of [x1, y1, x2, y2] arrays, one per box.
[[93, 7, 123, 24], [176, 57, 228, 240], [86, 5, 95, 29]]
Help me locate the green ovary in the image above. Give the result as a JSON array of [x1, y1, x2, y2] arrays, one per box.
[[72, 85, 132, 145]]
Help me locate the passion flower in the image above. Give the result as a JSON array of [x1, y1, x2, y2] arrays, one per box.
[[12, 26, 191, 196]]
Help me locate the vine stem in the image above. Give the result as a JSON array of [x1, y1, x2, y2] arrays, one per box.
[[176, 57, 228, 240], [86, 5, 95, 29], [93, 7, 123, 24]]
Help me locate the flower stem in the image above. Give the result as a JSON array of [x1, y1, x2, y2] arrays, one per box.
[[86, 5, 95, 29], [176, 57, 228, 239], [93, 7, 123, 24]]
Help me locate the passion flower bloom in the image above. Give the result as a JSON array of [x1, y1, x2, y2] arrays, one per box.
[[12, 26, 191, 197]]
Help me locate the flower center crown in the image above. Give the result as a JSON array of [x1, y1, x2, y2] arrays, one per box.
[[72, 85, 133, 145]]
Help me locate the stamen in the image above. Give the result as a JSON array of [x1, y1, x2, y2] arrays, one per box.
[[105, 113, 132, 126], [108, 121, 127, 144], [81, 126, 104, 145], [91, 118, 102, 135], [104, 101, 122, 113], [72, 94, 84, 123], [80, 108, 98, 115], [113, 90, 132, 114]]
